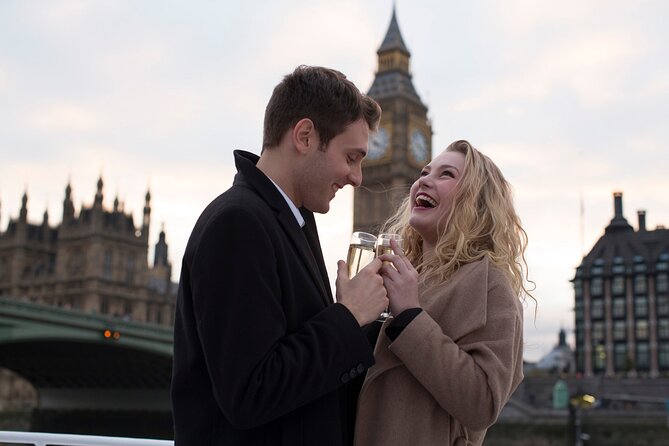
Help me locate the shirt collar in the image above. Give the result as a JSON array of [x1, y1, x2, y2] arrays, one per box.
[[267, 177, 305, 228]]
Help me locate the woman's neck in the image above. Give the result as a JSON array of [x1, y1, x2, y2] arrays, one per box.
[[422, 241, 436, 262]]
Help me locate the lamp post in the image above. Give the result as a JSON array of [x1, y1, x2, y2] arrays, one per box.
[[569, 393, 596, 446]]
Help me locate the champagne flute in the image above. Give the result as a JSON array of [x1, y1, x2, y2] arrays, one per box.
[[376, 233, 403, 321], [347, 232, 377, 278]]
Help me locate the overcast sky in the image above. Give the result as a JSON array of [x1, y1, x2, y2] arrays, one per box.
[[1, 0, 668, 362]]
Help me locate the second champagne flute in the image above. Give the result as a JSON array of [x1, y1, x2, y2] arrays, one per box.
[[376, 233, 403, 320]]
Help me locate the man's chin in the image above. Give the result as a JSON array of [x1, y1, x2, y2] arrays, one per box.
[[303, 200, 330, 214]]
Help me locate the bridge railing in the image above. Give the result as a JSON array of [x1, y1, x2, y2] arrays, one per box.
[[0, 431, 174, 446]]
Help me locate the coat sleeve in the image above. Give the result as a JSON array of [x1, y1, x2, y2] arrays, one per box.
[[387, 267, 524, 431], [189, 205, 374, 429]]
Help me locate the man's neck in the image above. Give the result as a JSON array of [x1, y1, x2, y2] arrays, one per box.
[[257, 150, 300, 207]]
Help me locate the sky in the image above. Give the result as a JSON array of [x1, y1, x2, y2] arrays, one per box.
[[1, 0, 668, 362]]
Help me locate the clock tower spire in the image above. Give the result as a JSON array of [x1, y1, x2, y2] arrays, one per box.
[[354, 6, 433, 234]]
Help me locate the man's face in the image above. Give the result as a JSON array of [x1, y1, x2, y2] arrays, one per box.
[[299, 118, 369, 214]]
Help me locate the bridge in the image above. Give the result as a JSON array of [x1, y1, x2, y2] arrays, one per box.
[[0, 296, 174, 437]]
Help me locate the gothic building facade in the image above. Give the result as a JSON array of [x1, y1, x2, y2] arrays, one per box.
[[353, 7, 432, 234], [0, 178, 175, 326], [573, 192, 669, 377]]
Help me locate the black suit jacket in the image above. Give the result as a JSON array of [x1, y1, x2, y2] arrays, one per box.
[[171, 150, 375, 445]]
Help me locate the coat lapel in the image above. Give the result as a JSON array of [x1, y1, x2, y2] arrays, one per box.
[[276, 209, 331, 307], [300, 209, 333, 303], [233, 150, 331, 307]]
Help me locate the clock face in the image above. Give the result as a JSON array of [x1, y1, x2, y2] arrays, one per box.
[[367, 127, 389, 161], [410, 130, 429, 164]]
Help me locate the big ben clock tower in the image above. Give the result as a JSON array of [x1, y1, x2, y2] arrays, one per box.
[[354, 7, 432, 234]]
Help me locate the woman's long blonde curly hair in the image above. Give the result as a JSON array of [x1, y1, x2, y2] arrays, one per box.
[[382, 140, 534, 301]]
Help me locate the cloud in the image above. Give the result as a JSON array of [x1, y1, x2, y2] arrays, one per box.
[[241, 1, 378, 86], [26, 102, 102, 133], [453, 31, 649, 112], [0, 64, 7, 93], [24, 0, 114, 30]]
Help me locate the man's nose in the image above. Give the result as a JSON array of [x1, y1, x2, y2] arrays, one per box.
[[349, 164, 362, 187]]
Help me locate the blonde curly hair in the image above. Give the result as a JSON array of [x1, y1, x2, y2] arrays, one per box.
[[382, 140, 534, 300]]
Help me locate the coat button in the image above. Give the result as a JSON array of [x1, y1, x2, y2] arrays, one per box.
[[340, 372, 351, 383], [349, 368, 358, 379], [356, 363, 365, 374]]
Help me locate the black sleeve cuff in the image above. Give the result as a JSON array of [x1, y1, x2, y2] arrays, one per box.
[[385, 308, 423, 341]]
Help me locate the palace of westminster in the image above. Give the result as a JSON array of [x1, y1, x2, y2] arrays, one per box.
[[1, 5, 668, 415]]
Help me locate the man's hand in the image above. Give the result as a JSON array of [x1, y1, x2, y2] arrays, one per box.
[[336, 258, 388, 326]]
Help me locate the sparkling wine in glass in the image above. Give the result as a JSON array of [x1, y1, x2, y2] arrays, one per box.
[[347, 232, 377, 278], [376, 233, 403, 320], [376, 233, 403, 262]]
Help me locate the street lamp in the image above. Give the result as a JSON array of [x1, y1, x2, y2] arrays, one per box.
[[570, 393, 597, 446]]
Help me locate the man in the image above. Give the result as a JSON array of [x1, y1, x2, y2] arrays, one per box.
[[171, 65, 388, 445]]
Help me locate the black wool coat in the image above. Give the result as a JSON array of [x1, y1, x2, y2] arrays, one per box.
[[171, 150, 374, 445]]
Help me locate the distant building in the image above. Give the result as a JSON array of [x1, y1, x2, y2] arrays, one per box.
[[534, 328, 575, 374], [573, 192, 669, 377], [0, 177, 175, 326]]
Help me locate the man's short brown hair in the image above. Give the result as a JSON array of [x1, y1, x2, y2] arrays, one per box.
[[262, 65, 381, 152]]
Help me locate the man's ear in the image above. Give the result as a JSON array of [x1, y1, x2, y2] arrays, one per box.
[[292, 118, 316, 155]]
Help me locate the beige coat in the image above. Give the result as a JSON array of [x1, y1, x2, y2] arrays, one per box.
[[354, 258, 524, 446]]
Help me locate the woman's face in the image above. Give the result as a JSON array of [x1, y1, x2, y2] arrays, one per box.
[[408, 150, 466, 246]]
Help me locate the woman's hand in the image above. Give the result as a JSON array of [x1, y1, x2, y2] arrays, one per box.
[[377, 239, 420, 315]]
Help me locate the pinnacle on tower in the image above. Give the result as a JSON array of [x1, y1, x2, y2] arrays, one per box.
[[19, 190, 28, 222], [94, 176, 104, 208]]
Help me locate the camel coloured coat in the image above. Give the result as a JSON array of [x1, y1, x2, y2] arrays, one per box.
[[355, 257, 524, 446]]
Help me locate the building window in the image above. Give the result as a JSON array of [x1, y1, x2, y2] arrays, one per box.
[[100, 297, 109, 315], [636, 342, 650, 370], [635, 297, 648, 317], [592, 321, 605, 341], [0, 257, 7, 282], [612, 276, 625, 295], [612, 257, 625, 275], [657, 253, 669, 271], [613, 297, 626, 318], [658, 296, 669, 316], [613, 321, 626, 340], [636, 320, 649, 340], [102, 250, 113, 280], [123, 300, 133, 319], [69, 250, 84, 276], [574, 279, 583, 298], [634, 275, 647, 294], [614, 343, 627, 370], [125, 254, 135, 285], [591, 298, 604, 319], [594, 342, 606, 370], [575, 300, 584, 320], [590, 278, 603, 297], [657, 273, 669, 293], [658, 319, 669, 339], [659, 343, 669, 369]]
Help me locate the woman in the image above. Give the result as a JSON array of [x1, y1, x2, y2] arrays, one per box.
[[355, 140, 533, 446]]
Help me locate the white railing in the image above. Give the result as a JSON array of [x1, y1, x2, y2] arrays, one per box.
[[0, 431, 174, 446]]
